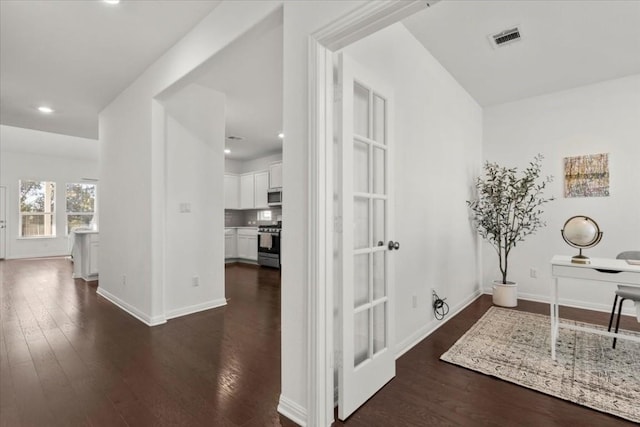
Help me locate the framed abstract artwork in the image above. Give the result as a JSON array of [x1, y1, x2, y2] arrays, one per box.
[[563, 153, 609, 198]]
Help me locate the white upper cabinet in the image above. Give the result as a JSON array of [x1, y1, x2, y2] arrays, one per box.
[[240, 173, 255, 209], [254, 171, 269, 208], [226, 160, 280, 210], [224, 174, 240, 209], [269, 161, 283, 189]]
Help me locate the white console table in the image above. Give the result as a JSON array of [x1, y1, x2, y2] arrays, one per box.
[[550, 255, 640, 360], [71, 230, 99, 281]]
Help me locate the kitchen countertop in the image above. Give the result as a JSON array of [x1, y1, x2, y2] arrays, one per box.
[[71, 229, 99, 234]]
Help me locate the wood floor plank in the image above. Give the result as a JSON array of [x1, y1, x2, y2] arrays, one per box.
[[2, 258, 638, 426]]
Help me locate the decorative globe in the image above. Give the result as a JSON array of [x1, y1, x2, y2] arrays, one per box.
[[561, 216, 603, 264]]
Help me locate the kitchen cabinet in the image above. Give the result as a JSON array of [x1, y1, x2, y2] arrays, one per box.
[[71, 230, 99, 281], [225, 228, 237, 260], [237, 228, 258, 261], [226, 166, 277, 210], [254, 171, 269, 208], [269, 162, 282, 189], [240, 173, 254, 209], [224, 174, 239, 209]]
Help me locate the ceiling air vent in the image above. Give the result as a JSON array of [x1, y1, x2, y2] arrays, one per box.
[[489, 26, 522, 49]]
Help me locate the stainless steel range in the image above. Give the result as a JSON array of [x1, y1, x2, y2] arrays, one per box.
[[257, 223, 281, 269]]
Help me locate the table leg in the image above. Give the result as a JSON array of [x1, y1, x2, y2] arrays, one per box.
[[550, 277, 558, 360]]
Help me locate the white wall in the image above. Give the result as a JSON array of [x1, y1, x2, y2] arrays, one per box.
[[0, 125, 99, 259], [98, 2, 281, 326], [239, 152, 282, 173], [483, 74, 640, 314], [224, 158, 243, 174], [162, 84, 227, 319], [342, 23, 483, 355]]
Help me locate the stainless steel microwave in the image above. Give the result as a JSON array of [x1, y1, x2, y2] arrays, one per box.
[[267, 189, 282, 206]]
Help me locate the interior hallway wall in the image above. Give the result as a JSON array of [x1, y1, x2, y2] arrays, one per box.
[[98, 2, 281, 325], [161, 84, 227, 319]]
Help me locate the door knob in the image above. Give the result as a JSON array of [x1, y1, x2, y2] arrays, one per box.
[[377, 241, 384, 247], [388, 240, 400, 250]]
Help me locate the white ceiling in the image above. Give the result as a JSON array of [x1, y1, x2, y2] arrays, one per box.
[[183, 11, 283, 161], [0, 0, 220, 139], [0, 125, 99, 160], [2, 0, 639, 160], [402, 0, 640, 107]]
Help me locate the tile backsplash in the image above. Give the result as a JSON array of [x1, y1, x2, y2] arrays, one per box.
[[225, 208, 282, 227], [225, 210, 244, 227]]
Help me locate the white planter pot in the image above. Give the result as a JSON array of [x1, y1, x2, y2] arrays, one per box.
[[492, 281, 518, 307]]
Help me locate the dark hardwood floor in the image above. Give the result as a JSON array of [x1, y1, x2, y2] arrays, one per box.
[[1, 257, 637, 426], [0, 259, 293, 427], [336, 296, 640, 427]]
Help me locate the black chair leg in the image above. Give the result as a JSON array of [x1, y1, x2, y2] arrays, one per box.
[[613, 297, 627, 349], [608, 295, 619, 332]]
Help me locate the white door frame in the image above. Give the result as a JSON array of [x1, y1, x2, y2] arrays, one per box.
[[306, 1, 438, 425], [0, 186, 6, 259]]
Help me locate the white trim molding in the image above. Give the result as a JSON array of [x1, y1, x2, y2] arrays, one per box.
[[278, 395, 308, 427], [306, 36, 335, 427], [395, 290, 482, 358], [516, 291, 637, 317], [164, 298, 227, 320], [314, 0, 438, 51], [97, 287, 167, 326]]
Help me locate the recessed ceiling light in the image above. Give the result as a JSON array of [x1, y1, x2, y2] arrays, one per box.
[[278, 133, 284, 139], [104, 0, 120, 4], [224, 149, 231, 154], [37, 106, 54, 114]]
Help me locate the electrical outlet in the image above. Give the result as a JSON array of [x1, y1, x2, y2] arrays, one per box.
[[192, 276, 200, 287], [530, 268, 537, 278], [412, 295, 418, 308]]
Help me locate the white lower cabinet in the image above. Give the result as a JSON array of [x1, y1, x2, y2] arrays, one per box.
[[237, 229, 258, 261], [225, 228, 257, 262], [72, 231, 99, 281], [224, 228, 237, 260]]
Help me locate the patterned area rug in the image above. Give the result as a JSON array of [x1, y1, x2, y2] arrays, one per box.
[[440, 307, 640, 423]]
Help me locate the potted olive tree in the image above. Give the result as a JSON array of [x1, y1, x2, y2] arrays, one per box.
[[467, 154, 554, 307]]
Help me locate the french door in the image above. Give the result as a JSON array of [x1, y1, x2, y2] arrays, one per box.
[[338, 53, 396, 420]]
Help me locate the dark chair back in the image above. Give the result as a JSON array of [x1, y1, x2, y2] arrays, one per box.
[[616, 251, 640, 260]]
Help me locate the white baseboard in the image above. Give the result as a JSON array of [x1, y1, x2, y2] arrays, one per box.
[[7, 254, 69, 260], [164, 298, 227, 320], [96, 287, 167, 326], [277, 394, 307, 426], [395, 289, 483, 359], [482, 286, 637, 318]]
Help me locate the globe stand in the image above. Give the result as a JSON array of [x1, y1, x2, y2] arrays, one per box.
[[571, 248, 591, 264]]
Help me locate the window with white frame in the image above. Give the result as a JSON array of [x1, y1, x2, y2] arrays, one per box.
[[66, 183, 97, 233], [19, 180, 56, 237]]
